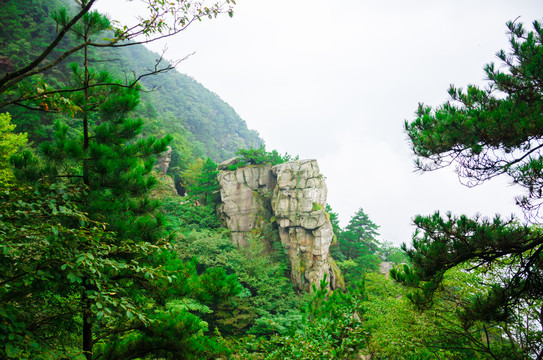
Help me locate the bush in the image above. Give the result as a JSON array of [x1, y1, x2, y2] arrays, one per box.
[[228, 145, 298, 170]]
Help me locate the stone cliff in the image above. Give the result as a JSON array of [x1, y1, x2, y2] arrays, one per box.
[[217, 159, 342, 292]]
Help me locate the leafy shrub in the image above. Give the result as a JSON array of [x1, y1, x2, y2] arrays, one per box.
[[228, 145, 298, 170], [161, 196, 221, 231]]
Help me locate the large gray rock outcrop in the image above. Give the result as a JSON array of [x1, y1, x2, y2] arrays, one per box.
[[217, 159, 342, 292], [217, 164, 275, 247]]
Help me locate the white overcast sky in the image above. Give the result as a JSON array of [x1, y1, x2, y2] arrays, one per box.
[[96, 0, 543, 246]]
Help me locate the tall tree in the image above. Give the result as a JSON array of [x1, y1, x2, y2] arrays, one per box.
[[0, 1, 237, 358], [190, 157, 220, 207], [341, 207, 380, 259], [337, 208, 381, 283], [395, 20, 543, 358]]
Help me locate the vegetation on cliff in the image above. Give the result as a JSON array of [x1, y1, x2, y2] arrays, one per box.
[[226, 145, 298, 170]]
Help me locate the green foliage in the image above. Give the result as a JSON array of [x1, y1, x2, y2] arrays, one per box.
[[224, 277, 369, 359], [402, 20, 543, 358], [174, 231, 301, 335], [137, 64, 263, 161], [32, 84, 171, 242], [0, 113, 27, 185], [0, 0, 63, 69], [395, 212, 541, 317], [389, 265, 541, 359], [0, 0, 260, 358], [379, 240, 407, 264], [161, 196, 221, 231], [0, 182, 166, 359], [0, 2, 249, 357], [95, 302, 219, 360], [0, 180, 240, 359], [335, 208, 381, 285], [311, 202, 323, 211], [0, 0, 261, 160], [342, 208, 380, 257], [228, 145, 298, 170], [326, 204, 344, 261], [190, 158, 220, 207], [405, 20, 543, 207], [364, 272, 477, 359]]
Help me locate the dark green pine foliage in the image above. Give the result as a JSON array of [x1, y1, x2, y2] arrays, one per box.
[[190, 158, 220, 207], [94, 252, 241, 360], [227, 145, 298, 170], [0, 0, 73, 140], [37, 7, 172, 242], [396, 20, 543, 357], [337, 208, 381, 283], [0, 0, 64, 70], [0, 181, 233, 360], [342, 208, 380, 259], [0, 1, 243, 359], [10, 5, 169, 359]]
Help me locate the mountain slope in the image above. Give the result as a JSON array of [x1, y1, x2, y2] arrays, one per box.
[[0, 0, 262, 163]]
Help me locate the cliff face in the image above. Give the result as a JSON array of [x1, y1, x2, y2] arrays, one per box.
[[217, 159, 342, 292], [217, 164, 275, 247]]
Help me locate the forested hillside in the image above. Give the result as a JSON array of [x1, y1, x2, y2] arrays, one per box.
[[1, 0, 542, 359], [123, 44, 263, 161], [0, 0, 262, 185]]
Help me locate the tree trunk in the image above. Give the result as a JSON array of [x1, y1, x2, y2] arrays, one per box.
[[82, 36, 93, 359], [82, 281, 93, 360]]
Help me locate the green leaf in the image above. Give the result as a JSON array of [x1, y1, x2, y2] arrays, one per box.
[[5, 343, 22, 358], [67, 272, 77, 283]]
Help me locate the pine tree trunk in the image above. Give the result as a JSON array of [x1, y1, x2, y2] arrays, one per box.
[[83, 37, 90, 185], [82, 281, 93, 360], [81, 38, 93, 360]]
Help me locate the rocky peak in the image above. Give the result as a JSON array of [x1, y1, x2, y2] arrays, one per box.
[[217, 159, 343, 292]]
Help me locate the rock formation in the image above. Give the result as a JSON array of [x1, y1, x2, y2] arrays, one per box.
[[217, 159, 342, 292], [217, 163, 275, 247], [156, 146, 172, 175]]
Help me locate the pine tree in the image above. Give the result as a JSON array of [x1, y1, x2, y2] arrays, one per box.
[[336, 208, 381, 284], [341, 208, 380, 259], [8, 6, 173, 359], [394, 20, 543, 358], [1, 1, 240, 358], [190, 158, 220, 207]]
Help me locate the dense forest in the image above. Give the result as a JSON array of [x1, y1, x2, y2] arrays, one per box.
[[1, 0, 542, 359]]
